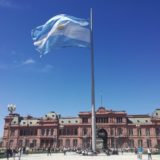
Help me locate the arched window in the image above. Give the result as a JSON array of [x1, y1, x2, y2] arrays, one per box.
[[33, 139, 37, 147], [110, 128, 114, 136], [46, 129, 49, 136], [128, 139, 134, 148], [147, 139, 152, 147], [117, 128, 123, 136], [73, 128, 78, 135], [65, 139, 70, 147], [83, 128, 87, 135], [41, 129, 45, 136], [137, 128, 142, 136], [138, 139, 143, 147], [73, 139, 77, 147], [58, 139, 63, 147], [51, 129, 54, 135]]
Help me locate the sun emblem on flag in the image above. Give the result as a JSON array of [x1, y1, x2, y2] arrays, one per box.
[[56, 21, 69, 30], [57, 24, 65, 30]]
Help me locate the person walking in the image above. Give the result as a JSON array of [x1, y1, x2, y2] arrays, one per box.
[[135, 147, 138, 154], [63, 147, 67, 155], [47, 146, 51, 156], [147, 148, 152, 160], [12, 148, 17, 160], [6, 148, 10, 160], [137, 146, 143, 160]]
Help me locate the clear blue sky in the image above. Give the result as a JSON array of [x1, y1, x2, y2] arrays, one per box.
[[0, 0, 160, 136]]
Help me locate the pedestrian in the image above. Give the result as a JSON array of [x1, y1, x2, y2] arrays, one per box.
[[147, 148, 152, 160], [12, 148, 17, 160], [121, 148, 123, 155], [47, 146, 51, 156], [137, 146, 143, 160], [63, 147, 67, 155], [6, 148, 10, 160], [135, 147, 138, 154], [23, 147, 26, 154]]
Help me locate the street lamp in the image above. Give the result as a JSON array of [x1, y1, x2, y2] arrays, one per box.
[[8, 104, 16, 114]]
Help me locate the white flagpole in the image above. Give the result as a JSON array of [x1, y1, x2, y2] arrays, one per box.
[[90, 8, 96, 153]]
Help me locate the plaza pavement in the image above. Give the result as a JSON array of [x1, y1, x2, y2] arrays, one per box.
[[1, 152, 160, 160]]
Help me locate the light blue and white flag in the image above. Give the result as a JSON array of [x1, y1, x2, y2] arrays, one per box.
[[31, 14, 90, 56]]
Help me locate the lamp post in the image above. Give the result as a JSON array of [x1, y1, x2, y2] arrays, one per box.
[[8, 104, 16, 114]]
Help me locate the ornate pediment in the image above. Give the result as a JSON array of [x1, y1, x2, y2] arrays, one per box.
[[97, 107, 107, 113]]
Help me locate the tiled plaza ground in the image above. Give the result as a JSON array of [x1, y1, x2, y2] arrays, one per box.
[[1, 152, 160, 160]]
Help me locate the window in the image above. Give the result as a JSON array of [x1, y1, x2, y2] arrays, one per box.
[[137, 128, 142, 136], [110, 129, 114, 136], [20, 129, 37, 136], [65, 139, 70, 147], [110, 118, 113, 123], [59, 129, 62, 135], [82, 117, 88, 123], [59, 139, 63, 147], [96, 117, 108, 123], [156, 128, 160, 136], [66, 128, 70, 135], [18, 140, 23, 147], [41, 129, 45, 136], [46, 129, 49, 136], [25, 139, 29, 147], [9, 140, 14, 148], [51, 129, 54, 135], [116, 117, 122, 123], [138, 139, 143, 147], [83, 128, 88, 136], [73, 128, 78, 135], [73, 139, 78, 147], [128, 139, 134, 148], [33, 140, 37, 147], [128, 129, 133, 136], [10, 129, 15, 136], [111, 138, 114, 148], [117, 128, 123, 136], [146, 128, 150, 136], [147, 139, 152, 147], [157, 140, 160, 146]]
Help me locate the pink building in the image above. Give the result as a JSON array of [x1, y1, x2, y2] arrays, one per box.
[[2, 106, 160, 151]]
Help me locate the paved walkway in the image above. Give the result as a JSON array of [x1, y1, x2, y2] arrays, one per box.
[[1, 152, 160, 160]]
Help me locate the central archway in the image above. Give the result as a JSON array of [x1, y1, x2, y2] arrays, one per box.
[[97, 128, 108, 149]]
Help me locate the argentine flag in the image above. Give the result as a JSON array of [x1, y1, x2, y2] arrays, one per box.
[[31, 14, 90, 56]]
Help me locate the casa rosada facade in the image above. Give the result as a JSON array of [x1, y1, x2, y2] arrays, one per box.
[[2, 106, 160, 151]]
